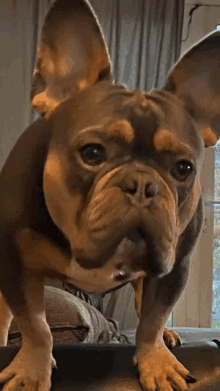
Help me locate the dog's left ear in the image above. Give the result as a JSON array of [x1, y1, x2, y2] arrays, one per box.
[[164, 31, 220, 147], [31, 0, 112, 116]]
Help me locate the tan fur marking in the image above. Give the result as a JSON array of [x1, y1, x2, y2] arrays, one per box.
[[201, 126, 218, 147], [154, 129, 179, 151], [132, 277, 143, 318], [78, 79, 89, 91], [108, 120, 134, 143], [32, 91, 60, 116], [154, 128, 191, 153]]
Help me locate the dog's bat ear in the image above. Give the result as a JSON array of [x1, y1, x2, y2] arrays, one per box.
[[164, 31, 220, 147], [31, 0, 112, 116]]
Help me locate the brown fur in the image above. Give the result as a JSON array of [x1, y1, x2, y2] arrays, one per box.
[[0, 2, 220, 391]]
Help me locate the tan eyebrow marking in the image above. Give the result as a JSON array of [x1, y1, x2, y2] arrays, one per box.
[[153, 128, 190, 153], [107, 119, 134, 143], [201, 126, 218, 147]]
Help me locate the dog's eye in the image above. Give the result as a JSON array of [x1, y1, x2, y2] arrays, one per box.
[[172, 160, 193, 181], [79, 143, 106, 166]]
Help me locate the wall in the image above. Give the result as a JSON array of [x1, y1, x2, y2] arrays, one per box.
[[182, 0, 220, 53]]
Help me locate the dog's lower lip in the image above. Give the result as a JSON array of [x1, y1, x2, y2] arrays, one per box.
[[117, 229, 147, 261], [126, 227, 145, 243]]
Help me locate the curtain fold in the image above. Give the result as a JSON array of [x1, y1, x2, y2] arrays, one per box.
[[0, 0, 50, 168], [91, 0, 184, 90]]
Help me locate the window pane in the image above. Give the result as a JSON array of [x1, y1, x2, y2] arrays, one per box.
[[212, 141, 220, 328], [166, 312, 172, 327]]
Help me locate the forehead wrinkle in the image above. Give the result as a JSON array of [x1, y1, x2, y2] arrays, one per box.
[[147, 89, 183, 110], [145, 90, 185, 123], [119, 91, 166, 119], [71, 119, 134, 144]]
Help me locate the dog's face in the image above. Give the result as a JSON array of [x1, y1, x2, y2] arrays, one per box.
[[27, 0, 220, 293], [3, 3, 220, 391], [43, 82, 204, 292]]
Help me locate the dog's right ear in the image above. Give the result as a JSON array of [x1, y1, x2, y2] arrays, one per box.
[[31, 0, 112, 116], [164, 31, 220, 147]]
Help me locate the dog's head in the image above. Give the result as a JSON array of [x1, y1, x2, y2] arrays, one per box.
[[30, 0, 220, 291]]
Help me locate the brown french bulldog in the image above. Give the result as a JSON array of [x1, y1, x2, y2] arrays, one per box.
[[0, 0, 219, 390]]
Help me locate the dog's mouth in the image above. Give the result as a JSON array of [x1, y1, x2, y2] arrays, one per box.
[[114, 228, 147, 266], [66, 226, 174, 293], [109, 225, 174, 278], [67, 182, 177, 292], [70, 225, 174, 293], [126, 227, 146, 242]]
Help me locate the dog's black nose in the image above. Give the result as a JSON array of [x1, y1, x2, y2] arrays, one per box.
[[121, 172, 158, 204]]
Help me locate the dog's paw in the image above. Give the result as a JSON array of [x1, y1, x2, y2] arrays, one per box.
[[133, 343, 196, 391], [0, 347, 55, 391], [163, 327, 181, 349]]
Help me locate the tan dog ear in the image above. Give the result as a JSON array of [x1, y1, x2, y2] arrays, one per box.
[[164, 31, 220, 147], [31, 0, 112, 116]]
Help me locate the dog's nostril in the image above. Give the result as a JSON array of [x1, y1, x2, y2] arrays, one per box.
[[145, 182, 158, 198], [127, 187, 137, 195], [123, 179, 138, 195], [122, 176, 158, 200]]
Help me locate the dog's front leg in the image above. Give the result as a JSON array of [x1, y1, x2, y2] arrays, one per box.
[[132, 278, 181, 350], [134, 268, 193, 391], [0, 269, 55, 391], [134, 200, 204, 391]]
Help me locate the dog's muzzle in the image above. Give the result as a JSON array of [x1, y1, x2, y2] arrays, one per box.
[[70, 164, 177, 288]]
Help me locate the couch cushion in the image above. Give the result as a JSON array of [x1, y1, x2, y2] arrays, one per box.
[[174, 327, 220, 344], [8, 286, 127, 346], [123, 327, 220, 345]]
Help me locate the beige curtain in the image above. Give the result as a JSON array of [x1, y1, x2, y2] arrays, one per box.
[[0, 0, 48, 168], [91, 0, 184, 90], [0, 0, 184, 330]]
